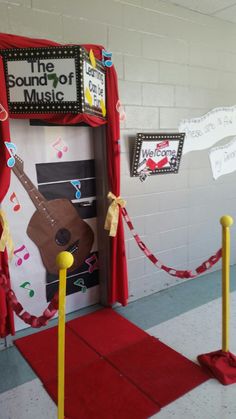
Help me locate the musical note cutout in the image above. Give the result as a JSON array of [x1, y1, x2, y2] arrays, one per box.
[[85, 253, 99, 273], [100, 99, 106, 117], [116, 100, 126, 121], [47, 73, 59, 88], [139, 168, 151, 183], [14, 245, 30, 266], [89, 49, 96, 68], [102, 50, 113, 67], [10, 192, 21, 212], [4, 141, 17, 168], [52, 137, 68, 158], [20, 281, 35, 298], [85, 87, 93, 107], [70, 179, 81, 199], [0, 103, 8, 121], [74, 278, 87, 293]]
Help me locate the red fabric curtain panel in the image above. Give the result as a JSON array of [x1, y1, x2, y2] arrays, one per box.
[[0, 33, 128, 336]]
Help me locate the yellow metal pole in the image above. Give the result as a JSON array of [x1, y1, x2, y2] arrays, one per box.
[[56, 251, 74, 419], [220, 215, 233, 353]]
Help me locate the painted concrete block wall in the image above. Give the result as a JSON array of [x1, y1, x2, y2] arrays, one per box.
[[1, 0, 236, 301]]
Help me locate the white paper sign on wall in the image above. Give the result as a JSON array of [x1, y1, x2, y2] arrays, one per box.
[[209, 136, 236, 180], [178, 106, 236, 154]]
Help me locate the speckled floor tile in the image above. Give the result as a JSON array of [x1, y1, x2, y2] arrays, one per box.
[[0, 379, 56, 419], [147, 291, 236, 419], [150, 387, 216, 419]]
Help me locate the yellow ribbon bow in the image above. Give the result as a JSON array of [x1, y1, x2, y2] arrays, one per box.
[[104, 192, 126, 237], [0, 209, 14, 260]]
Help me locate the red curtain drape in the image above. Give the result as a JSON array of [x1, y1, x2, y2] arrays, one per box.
[[0, 33, 128, 337]]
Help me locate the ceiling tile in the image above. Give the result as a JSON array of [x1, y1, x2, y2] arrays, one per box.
[[214, 3, 236, 22]]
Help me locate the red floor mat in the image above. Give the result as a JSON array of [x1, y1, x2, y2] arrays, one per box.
[[45, 359, 160, 419], [15, 325, 99, 382], [67, 307, 147, 355], [15, 308, 210, 417], [107, 336, 209, 407]]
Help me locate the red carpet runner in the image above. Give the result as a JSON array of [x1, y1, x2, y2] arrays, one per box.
[[15, 308, 209, 418]]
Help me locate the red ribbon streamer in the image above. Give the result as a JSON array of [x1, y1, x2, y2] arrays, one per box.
[[0, 205, 223, 329], [0, 271, 58, 328]]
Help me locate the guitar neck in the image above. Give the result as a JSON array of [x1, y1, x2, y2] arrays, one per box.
[[12, 164, 46, 209]]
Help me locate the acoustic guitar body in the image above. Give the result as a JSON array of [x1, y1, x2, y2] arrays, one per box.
[[27, 199, 94, 274]]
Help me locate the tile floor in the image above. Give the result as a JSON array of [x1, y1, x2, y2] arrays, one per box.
[[1, 268, 236, 418]]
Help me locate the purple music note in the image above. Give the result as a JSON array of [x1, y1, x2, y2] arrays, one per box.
[[70, 179, 81, 199], [4, 141, 17, 168], [85, 253, 99, 273], [14, 245, 30, 266]]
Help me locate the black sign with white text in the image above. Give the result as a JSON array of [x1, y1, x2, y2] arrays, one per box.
[[1, 45, 106, 118]]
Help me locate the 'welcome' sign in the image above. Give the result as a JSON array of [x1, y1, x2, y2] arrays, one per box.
[[131, 133, 185, 177], [1, 46, 106, 118]]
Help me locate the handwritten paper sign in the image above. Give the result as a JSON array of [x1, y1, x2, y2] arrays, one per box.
[[209, 137, 236, 180], [179, 106, 236, 155], [1, 46, 106, 118], [131, 133, 185, 177]]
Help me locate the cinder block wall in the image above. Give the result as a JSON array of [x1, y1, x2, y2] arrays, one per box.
[[1, 0, 236, 301]]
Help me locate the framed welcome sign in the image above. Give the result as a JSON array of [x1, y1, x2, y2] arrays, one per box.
[[1, 45, 106, 118], [131, 133, 185, 178]]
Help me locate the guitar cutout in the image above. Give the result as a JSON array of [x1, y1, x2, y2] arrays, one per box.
[[12, 155, 94, 274]]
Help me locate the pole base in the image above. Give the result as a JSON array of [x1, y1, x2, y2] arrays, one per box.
[[198, 350, 236, 385]]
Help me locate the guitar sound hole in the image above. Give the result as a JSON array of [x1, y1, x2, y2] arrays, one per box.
[[55, 228, 71, 246]]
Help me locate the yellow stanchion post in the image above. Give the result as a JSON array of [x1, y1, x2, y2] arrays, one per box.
[[198, 214, 236, 385], [220, 215, 233, 353], [56, 251, 74, 419]]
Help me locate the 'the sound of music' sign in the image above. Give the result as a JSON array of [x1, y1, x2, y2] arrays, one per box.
[[131, 133, 185, 180], [1, 46, 106, 118]]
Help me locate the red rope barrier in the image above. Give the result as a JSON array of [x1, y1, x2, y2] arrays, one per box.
[[122, 207, 222, 279]]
